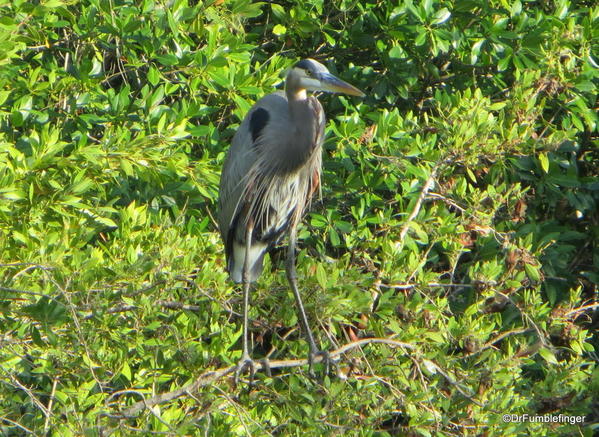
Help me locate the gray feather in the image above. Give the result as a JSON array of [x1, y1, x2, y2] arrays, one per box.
[[218, 91, 324, 283]]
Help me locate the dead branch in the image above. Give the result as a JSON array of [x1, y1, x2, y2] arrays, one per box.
[[0, 262, 54, 270], [396, 164, 440, 250], [565, 303, 599, 320], [461, 328, 534, 358], [377, 282, 474, 290], [111, 338, 414, 418], [82, 300, 203, 320], [155, 300, 202, 312]]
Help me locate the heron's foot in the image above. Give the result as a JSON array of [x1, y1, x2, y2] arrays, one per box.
[[234, 356, 257, 387], [259, 358, 272, 377], [308, 349, 336, 379]]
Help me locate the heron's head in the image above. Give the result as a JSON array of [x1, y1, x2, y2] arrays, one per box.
[[286, 58, 365, 99]]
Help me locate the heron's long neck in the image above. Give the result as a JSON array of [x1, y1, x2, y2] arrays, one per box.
[[281, 91, 317, 173]]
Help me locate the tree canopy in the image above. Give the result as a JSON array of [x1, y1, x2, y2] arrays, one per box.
[[0, 0, 597, 435]]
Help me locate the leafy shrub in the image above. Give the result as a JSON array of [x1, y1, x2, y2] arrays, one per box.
[[0, 0, 597, 435]]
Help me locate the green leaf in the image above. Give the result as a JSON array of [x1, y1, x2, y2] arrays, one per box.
[[524, 263, 541, 282], [316, 263, 327, 289], [0, 90, 9, 106], [329, 227, 340, 246], [272, 24, 286, 36], [538, 152, 549, 173], [574, 80, 595, 93], [510, 0, 522, 16], [471, 39, 484, 64], [389, 45, 403, 59], [43, 0, 64, 8], [1, 189, 26, 200], [270, 3, 285, 19], [415, 30, 427, 46], [431, 8, 451, 25], [121, 361, 132, 381], [538, 347, 558, 365], [155, 54, 178, 66], [147, 67, 160, 86], [94, 216, 118, 228]]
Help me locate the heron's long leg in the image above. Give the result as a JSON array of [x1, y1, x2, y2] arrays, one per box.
[[286, 224, 333, 378], [235, 220, 256, 384], [241, 222, 253, 357], [285, 224, 318, 352]]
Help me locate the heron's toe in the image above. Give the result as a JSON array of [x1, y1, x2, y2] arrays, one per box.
[[259, 358, 272, 377], [234, 356, 257, 387], [308, 349, 337, 380]]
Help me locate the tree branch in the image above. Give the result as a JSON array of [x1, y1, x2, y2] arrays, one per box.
[[396, 164, 441, 250], [111, 338, 414, 418]]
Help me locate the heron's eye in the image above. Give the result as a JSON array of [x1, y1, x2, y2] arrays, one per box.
[[305, 69, 312, 77]]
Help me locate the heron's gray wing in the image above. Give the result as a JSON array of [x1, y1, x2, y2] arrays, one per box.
[[218, 91, 325, 282], [217, 116, 254, 243], [218, 92, 295, 281], [218, 92, 290, 241]]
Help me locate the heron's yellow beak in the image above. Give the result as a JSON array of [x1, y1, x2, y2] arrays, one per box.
[[317, 73, 365, 97]]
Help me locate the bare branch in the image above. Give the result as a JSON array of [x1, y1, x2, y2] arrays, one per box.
[[0, 416, 35, 435], [461, 328, 534, 358], [112, 338, 414, 418], [8, 374, 49, 418], [396, 164, 440, 250], [44, 377, 59, 434], [378, 282, 474, 290], [564, 303, 599, 320], [82, 300, 202, 320], [155, 300, 202, 312], [0, 262, 54, 270], [0, 286, 49, 298]]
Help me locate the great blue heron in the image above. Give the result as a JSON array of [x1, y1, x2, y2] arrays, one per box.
[[218, 58, 364, 380]]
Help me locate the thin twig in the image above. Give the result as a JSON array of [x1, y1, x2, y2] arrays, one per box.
[[212, 385, 260, 436], [421, 360, 483, 407], [156, 300, 202, 312], [45, 274, 104, 394], [0, 262, 54, 270], [378, 282, 474, 290], [461, 328, 534, 358], [81, 304, 139, 320], [426, 192, 467, 213], [564, 303, 599, 319], [496, 290, 546, 347], [0, 286, 50, 297], [174, 275, 241, 318], [125, 280, 168, 297], [83, 300, 202, 320], [0, 416, 34, 435], [396, 164, 441, 250], [43, 377, 59, 433], [8, 374, 49, 418]]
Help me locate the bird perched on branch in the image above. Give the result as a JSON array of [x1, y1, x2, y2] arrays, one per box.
[[218, 58, 364, 380]]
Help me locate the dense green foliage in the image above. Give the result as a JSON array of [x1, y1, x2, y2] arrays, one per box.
[[1, 0, 598, 434]]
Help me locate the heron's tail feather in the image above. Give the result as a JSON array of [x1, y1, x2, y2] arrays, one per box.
[[229, 241, 268, 283]]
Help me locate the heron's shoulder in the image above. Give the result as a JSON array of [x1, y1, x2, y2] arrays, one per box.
[[240, 92, 290, 130], [253, 91, 288, 111]]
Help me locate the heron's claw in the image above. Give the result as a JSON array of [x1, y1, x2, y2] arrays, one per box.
[[259, 358, 272, 377], [308, 349, 336, 379], [234, 356, 257, 387]]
